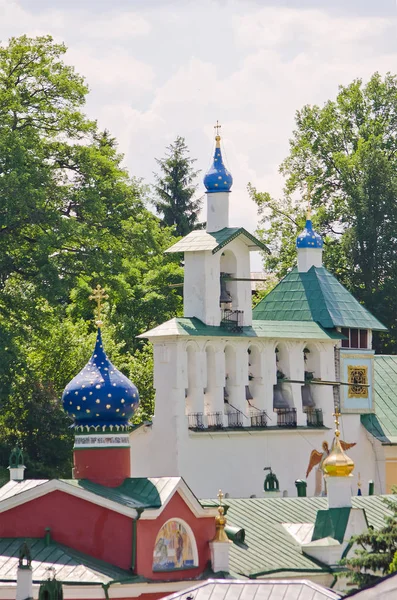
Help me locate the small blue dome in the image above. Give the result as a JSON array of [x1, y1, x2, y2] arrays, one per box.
[[62, 329, 139, 428], [296, 219, 323, 249], [203, 138, 233, 193]]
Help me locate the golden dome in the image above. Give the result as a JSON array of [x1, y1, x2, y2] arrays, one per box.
[[212, 490, 230, 543], [322, 408, 355, 477]]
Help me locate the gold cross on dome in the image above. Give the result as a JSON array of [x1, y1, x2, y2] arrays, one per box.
[[89, 284, 109, 326], [217, 489, 224, 506], [214, 120, 221, 137]]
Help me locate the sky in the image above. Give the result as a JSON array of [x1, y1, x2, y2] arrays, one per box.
[[1, 0, 397, 269]]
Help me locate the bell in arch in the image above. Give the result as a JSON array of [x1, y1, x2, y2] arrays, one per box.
[[220, 273, 232, 307]]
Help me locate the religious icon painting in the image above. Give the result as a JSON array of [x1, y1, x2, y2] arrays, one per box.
[[153, 519, 196, 571]]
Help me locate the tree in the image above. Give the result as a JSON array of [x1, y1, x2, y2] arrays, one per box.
[[252, 73, 397, 353], [340, 496, 397, 590], [153, 136, 203, 236], [0, 35, 183, 476]]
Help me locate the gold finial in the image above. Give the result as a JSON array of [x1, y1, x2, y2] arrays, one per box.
[[214, 120, 221, 147], [322, 406, 355, 477], [89, 284, 109, 327], [212, 489, 230, 543], [358, 472, 361, 489]]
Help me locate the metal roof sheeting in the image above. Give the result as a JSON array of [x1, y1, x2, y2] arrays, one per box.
[[162, 579, 341, 600], [139, 317, 343, 340], [253, 267, 386, 331], [0, 538, 132, 584], [361, 355, 397, 444], [165, 228, 268, 254], [0, 477, 180, 511], [201, 495, 397, 577]]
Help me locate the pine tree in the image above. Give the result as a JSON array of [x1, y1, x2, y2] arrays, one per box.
[[153, 136, 203, 236], [341, 496, 397, 589]]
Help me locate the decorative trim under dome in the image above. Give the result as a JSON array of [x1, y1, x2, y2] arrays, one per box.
[[62, 329, 139, 428], [203, 135, 233, 193]]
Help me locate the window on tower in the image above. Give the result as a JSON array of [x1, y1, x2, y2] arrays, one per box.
[[341, 328, 369, 349]]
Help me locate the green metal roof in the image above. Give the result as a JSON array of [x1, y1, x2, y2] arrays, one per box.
[[165, 228, 268, 254], [201, 495, 396, 578], [139, 317, 343, 341], [0, 478, 180, 511], [311, 508, 352, 544], [362, 356, 397, 444], [60, 477, 171, 509], [0, 537, 134, 584], [253, 267, 386, 331]]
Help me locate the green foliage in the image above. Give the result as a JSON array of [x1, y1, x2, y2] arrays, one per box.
[[128, 345, 155, 424], [340, 496, 397, 590], [153, 136, 203, 236], [0, 35, 183, 477], [252, 72, 397, 352]]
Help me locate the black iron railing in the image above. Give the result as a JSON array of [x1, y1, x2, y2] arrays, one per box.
[[188, 412, 204, 430], [221, 309, 244, 333], [305, 408, 324, 427], [276, 408, 297, 427], [227, 410, 243, 428], [250, 410, 268, 428], [207, 412, 224, 429]]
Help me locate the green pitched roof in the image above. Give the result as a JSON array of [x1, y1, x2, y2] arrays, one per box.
[[0, 477, 180, 511], [362, 355, 397, 444], [253, 267, 386, 331], [139, 317, 343, 341], [202, 495, 396, 578], [165, 228, 268, 254], [61, 477, 170, 508], [311, 507, 352, 544], [0, 537, 134, 584]]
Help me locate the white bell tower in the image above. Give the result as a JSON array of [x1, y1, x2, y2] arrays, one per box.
[[165, 124, 263, 327]]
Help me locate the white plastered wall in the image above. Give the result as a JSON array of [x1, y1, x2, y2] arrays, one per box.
[[182, 238, 253, 327], [130, 334, 379, 499]]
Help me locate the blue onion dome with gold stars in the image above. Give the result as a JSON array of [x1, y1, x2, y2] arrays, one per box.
[[62, 329, 139, 429], [204, 134, 233, 193], [296, 216, 323, 249]]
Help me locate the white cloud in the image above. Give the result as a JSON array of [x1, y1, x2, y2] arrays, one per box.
[[2, 0, 397, 272], [66, 46, 155, 92], [79, 12, 152, 40]]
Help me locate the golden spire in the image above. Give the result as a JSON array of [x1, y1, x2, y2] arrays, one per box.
[[89, 284, 109, 327], [322, 407, 355, 477], [214, 120, 221, 148], [212, 489, 230, 543]]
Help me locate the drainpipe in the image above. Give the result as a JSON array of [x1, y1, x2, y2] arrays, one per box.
[[131, 508, 144, 574]]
